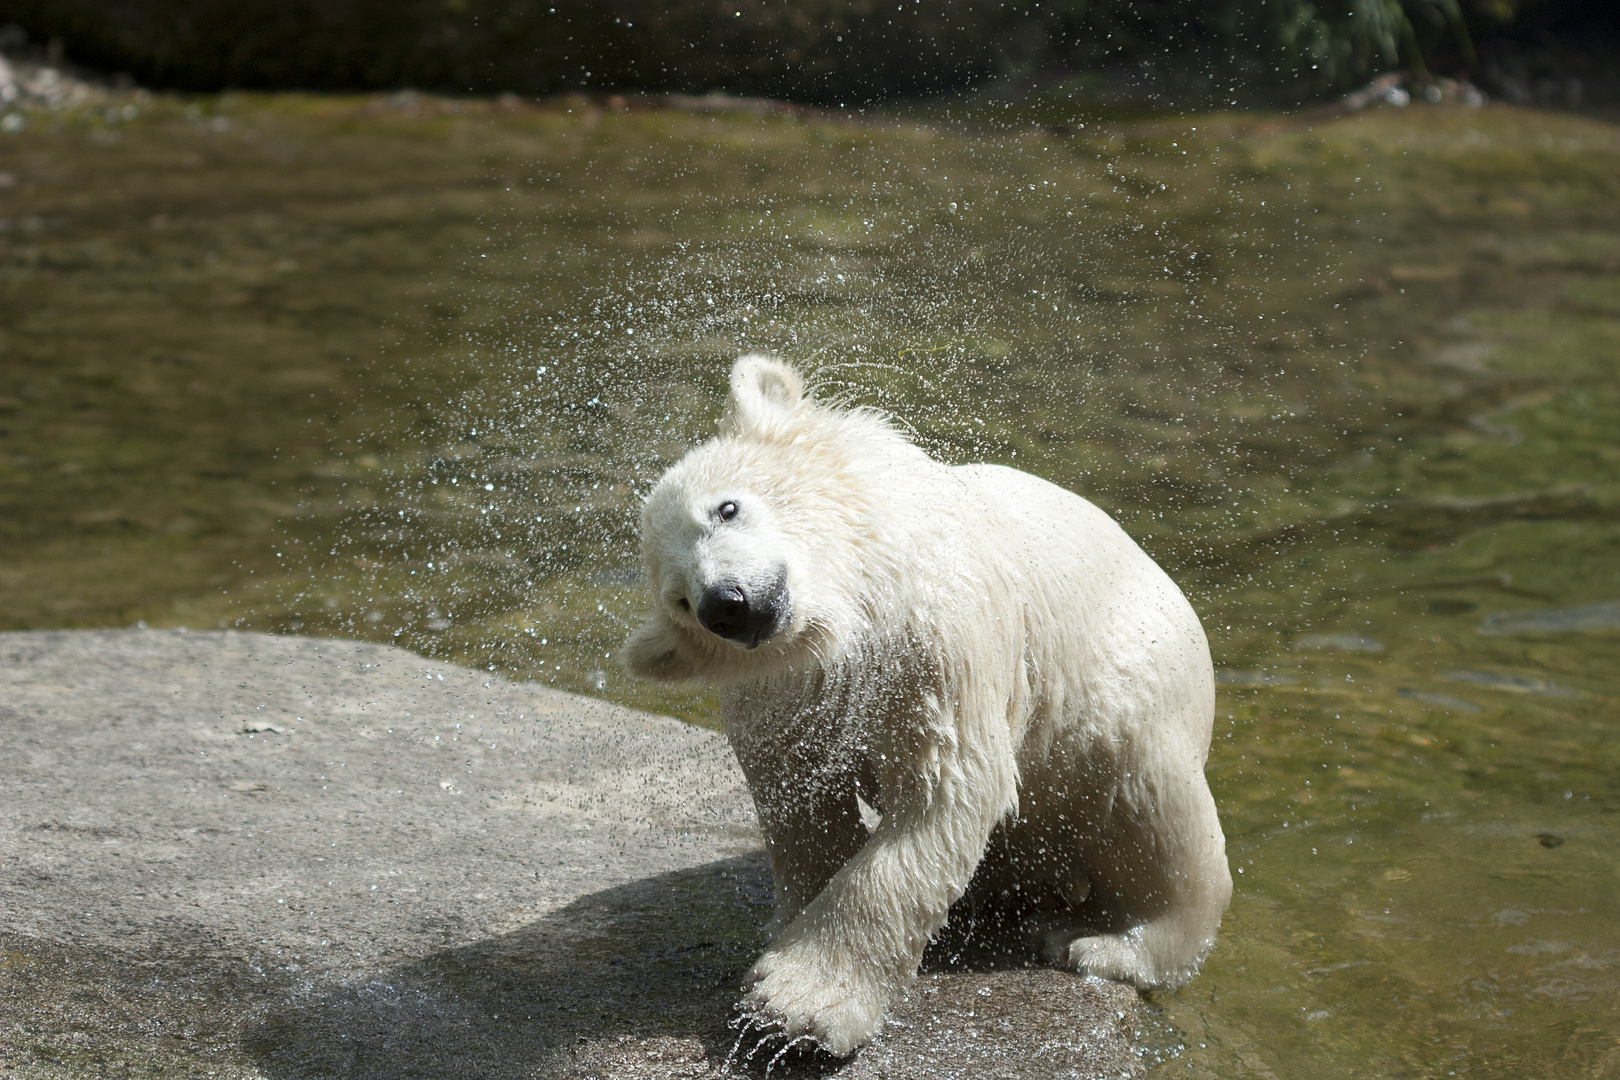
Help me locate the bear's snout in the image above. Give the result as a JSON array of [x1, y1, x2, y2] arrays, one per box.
[[696, 571, 789, 648]]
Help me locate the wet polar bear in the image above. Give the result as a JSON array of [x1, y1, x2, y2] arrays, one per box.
[[622, 355, 1230, 1055]]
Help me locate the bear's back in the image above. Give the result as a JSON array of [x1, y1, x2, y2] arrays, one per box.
[[947, 462, 1214, 753]]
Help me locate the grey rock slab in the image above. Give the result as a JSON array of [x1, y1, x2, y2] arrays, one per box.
[[574, 972, 1142, 1080], [839, 971, 1140, 1080], [0, 629, 1139, 1078]]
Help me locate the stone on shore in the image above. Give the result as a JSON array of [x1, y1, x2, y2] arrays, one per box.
[[0, 629, 1139, 1078]]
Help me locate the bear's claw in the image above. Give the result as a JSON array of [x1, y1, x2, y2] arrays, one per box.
[[738, 946, 885, 1058]]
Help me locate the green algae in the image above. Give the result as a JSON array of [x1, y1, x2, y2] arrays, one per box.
[[2, 92, 1618, 1078]]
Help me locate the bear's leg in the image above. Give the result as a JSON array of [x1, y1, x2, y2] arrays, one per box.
[[754, 779, 869, 940], [1040, 778, 1231, 990], [1045, 910, 1222, 990], [740, 754, 1016, 1056], [726, 735, 871, 940]]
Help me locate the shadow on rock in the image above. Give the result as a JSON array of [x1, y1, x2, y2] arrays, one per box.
[[245, 854, 787, 1079], [244, 856, 1140, 1080]]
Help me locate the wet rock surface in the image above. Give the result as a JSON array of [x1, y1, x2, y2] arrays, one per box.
[[573, 972, 1142, 1080], [0, 630, 1139, 1078]]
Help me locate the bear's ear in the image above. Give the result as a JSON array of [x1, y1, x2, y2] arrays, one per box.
[[720, 354, 805, 439], [620, 613, 700, 682]]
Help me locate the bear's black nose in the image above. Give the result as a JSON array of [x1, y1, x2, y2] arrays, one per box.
[[697, 575, 787, 648]]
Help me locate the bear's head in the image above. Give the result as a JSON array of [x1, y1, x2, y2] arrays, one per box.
[[621, 354, 906, 683]]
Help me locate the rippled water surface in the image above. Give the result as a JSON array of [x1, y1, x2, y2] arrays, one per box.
[[2, 92, 1616, 1077]]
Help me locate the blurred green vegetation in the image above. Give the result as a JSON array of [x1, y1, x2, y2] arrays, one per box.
[[2, 0, 1614, 105]]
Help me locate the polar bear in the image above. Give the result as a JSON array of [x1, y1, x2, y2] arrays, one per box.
[[621, 355, 1230, 1056]]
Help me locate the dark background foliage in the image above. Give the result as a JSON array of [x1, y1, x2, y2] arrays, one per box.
[[1, 0, 1615, 105]]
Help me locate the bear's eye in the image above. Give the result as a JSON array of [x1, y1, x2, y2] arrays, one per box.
[[676, 597, 690, 611], [717, 501, 739, 522]]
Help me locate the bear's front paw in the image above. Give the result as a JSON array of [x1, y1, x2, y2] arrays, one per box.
[[739, 942, 887, 1057]]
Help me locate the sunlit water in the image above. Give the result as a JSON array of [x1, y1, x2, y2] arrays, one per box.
[[1, 93, 1616, 1077]]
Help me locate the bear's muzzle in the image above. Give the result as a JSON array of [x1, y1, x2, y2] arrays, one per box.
[[697, 569, 789, 649]]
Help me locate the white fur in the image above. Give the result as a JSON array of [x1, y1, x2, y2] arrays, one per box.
[[622, 355, 1231, 1055]]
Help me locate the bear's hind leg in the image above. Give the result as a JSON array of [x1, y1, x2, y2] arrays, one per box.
[[1041, 908, 1220, 991], [1038, 847, 1230, 989], [1041, 924, 1160, 987], [1036, 802, 1231, 989], [1030, 865, 1164, 984]]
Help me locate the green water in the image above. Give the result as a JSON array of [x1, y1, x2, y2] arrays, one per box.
[[2, 93, 1617, 1078]]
